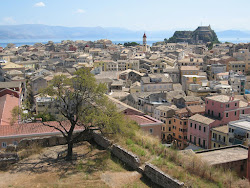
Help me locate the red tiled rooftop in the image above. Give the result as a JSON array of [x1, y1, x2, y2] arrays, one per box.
[[0, 94, 19, 126], [0, 121, 84, 138], [126, 115, 163, 126]]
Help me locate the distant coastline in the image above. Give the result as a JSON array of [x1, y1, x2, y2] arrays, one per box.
[[0, 37, 250, 48]]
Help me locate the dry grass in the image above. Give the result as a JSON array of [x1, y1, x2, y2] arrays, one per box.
[[112, 129, 250, 188], [17, 143, 44, 159], [1, 141, 149, 188]]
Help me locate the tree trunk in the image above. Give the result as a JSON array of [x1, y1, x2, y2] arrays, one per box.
[[66, 141, 73, 161]]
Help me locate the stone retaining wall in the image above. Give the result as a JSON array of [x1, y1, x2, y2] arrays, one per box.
[[0, 153, 19, 169], [144, 163, 184, 188], [92, 131, 112, 149], [111, 144, 141, 170]]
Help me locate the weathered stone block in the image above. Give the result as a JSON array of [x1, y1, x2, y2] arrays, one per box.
[[93, 132, 112, 149], [144, 163, 184, 188], [111, 144, 140, 170]]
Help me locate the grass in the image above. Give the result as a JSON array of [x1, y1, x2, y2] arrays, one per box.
[[18, 143, 44, 160], [111, 129, 250, 188]]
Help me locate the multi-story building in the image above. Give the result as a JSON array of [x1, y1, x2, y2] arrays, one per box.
[[211, 125, 229, 148], [188, 95, 250, 149], [228, 61, 246, 73], [154, 105, 177, 143], [141, 74, 173, 92], [178, 58, 204, 70], [233, 49, 250, 74], [181, 75, 207, 93], [228, 116, 250, 146], [228, 72, 246, 95], [172, 109, 188, 149], [188, 114, 215, 149]]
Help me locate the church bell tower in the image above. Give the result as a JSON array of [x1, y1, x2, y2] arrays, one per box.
[[143, 32, 147, 52]]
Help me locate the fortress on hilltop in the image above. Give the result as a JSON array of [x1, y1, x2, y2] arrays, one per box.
[[166, 25, 219, 44]]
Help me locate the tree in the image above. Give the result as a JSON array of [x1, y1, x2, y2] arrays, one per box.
[[124, 42, 139, 47], [40, 68, 123, 160]]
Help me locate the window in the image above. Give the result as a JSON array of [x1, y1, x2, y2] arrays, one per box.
[[149, 129, 153, 134], [207, 101, 208, 104], [169, 127, 171, 131], [223, 136, 226, 143], [173, 133, 175, 136], [226, 113, 228, 117], [195, 124, 197, 129], [194, 136, 196, 144], [190, 123, 192, 127], [174, 119, 176, 122], [203, 140, 206, 148], [242, 110, 245, 114], [235, 103, 237, 107], [218, 113, 221, 118], [204, 127, 206, 132], [214, 143, 216, 148], [229, 128, 232, 132], [13, 141, 18, 146], [235, 111, 237, 116], [199, 126, 201, 130], [169, 120, 171, 124], [212, 102, 214, 105], [2, 142, 7, 148], [212, 111, 214, 116], [190, 135, 192, 142], [232, 129, 234, 133], [221, 104, 223, 108], [208, 110, 210, 114], [198, 138, 201, 145], [184, 122, 187, 125]]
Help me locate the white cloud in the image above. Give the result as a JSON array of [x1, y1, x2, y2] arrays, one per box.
[[75, 9, 85, 14], [34, 2, 45, 7], [3, 17, 16, 24]]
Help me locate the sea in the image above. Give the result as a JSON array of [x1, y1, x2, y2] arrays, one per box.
[[0, 37, 250, 48]]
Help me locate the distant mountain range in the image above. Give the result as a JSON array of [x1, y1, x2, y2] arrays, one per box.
[[0, 24, 250, 41]]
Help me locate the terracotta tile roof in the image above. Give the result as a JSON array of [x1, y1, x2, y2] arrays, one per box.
[[0, 94, 19, 126], [189, 114, 215, 125], [186, 105, 205, 114], [212, 125, 228, 134], [126, 115, 163, 126], [206, 95, 239, 103], [0, 121, 84, 138]]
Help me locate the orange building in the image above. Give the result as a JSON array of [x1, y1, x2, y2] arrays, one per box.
[[172, 108, 189, 149]]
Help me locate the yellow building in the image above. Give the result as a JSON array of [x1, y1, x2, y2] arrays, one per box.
[[211, 125, 229, 149], [94, 61, 107, 71]]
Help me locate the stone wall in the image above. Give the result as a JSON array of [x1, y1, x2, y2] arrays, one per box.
[[17, 131, 92, 151], [92, 131, 112, 149], [111, 144, 141, 170], [144, 163, 184, 188], [0, 153, 19, 169]]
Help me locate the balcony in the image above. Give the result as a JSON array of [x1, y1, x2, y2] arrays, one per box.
[[211, 138, 227, 145]]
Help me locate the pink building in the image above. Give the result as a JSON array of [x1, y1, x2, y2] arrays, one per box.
[[188, 114, 217, 149], [205, 95, 250, 125], [188, 95, 250, 149]]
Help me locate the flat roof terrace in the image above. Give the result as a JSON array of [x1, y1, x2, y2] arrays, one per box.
[[195, 145, 248, 165]]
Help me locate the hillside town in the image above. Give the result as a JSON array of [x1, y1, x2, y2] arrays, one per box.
[[1, 26, 250, 182]]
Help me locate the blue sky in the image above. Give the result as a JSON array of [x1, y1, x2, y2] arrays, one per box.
[[1, 0, 250, 31]]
